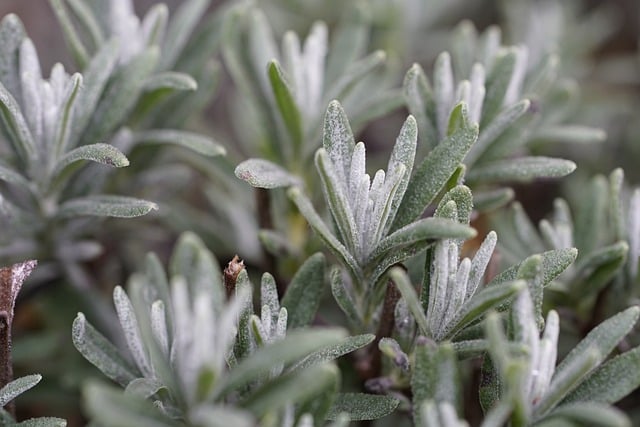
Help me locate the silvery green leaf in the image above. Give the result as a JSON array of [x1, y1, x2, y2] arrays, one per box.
[[141, 3, 169, 49], [481, 49, 517, 126], [52, 143, 129, 178], [189, 405, 254, 427], [241, 363, 338, 417], [169, 232, 223, 301], [572, 241, 628, 296], [124, 378, 165, 399], [70, 38, 119, 147], [369, 218, 476, 264], [467, 157, 576, 183], [472, 188, 515, 211], [9, 417, 67, 426], [322, 100, 355, 185], [292, 333, 374, 372], [325, 6, 367, 84], [289, 187, 363, 284], [574, 175, 608, 257], [534, 125, 607, 144], [515, 255, 544, 326], [83, 381, 178, 427], [467, 231, 498, 298], [536, 403, 630, 427], [72, 313, 139, 386], [479, 401, 512, 427], [143, 72, 197, 92], [451, 339, 488, 359], [563, 346, 640, 405], [437, 185, 473, 226], [65, 0, 105, 49], [330, 267, 362, 327], [384, 115, 418, 233], [403, 63, 437, 148], [537, 307, 640, 415], [268, 60, 303, 150], [433, 52, 455, 140], [57, 195, 158, 218], [215, 328, 346, 397], [235, 158, 301, 189], [420, 400, 469, 427], [0, 81, 36, 162], [258, 229, 296, 257], [392, 103, 478, 230], [132, 129, 225, 157], [52, 72, 82, 158], [48, 0, 89, 68], [608, 169, 624, 242], [447, 280, 526, 338], [390, 267, 429, 335], [85, 47, 159, 143], [412, 339, 459, 424], [247, 9, 278, 97], [0, 14, 26, 104], [0, 375, 41, 407], [113, 286, 153, 377], [160, 0, 210, 70], [327, 393, 399, 421], [503, 248, 576, 289], [281, 253, 325, 329], [324, 50, 386, 103], [0, 164, 31, 191], [465, 99, 530, 166]]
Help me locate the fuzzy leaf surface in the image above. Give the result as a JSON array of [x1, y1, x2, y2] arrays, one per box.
[[57, 196, 158, 218], [235, 159, 301, 189], [327, 393, 399, 421]]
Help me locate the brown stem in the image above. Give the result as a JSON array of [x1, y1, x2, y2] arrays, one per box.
[[0, 312, 13, 417]]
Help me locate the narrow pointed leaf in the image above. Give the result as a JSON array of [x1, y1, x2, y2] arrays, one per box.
[[467, 157, 576, 183], [330, 267, 362, 327], [489, 248, 578, 288], [241, 364, 338, 417], [392, 103, 478, 230], [327, 393, 399, 421], [11, 417, 67, 426], [143, 72, 197, 92], [57, 196, 158, 218], [84, 381, 179, 427], [537, 403, 630, 427], [0, 165, 30, 191], [324, 50, 387, 103], [322, 101, 355, 185], [369, 218, 476, 264], [403, 63, 437, 148], [53, 143, 129, 178], [281, 253, 326, 329], [160, 0, 210, 70], [189, 405, 254, 427], [447, 280, 526, 338], [293, 334, 375, 372], [235, 158, 301, 189], [53, 73, 83, 157], [268, 60, 303, 150], [563, 346, 640, 405], [0, 375, 41, 407], [481, 49, 517, 126], [49, 0, 89, 67], [386, 115, 418, 231], [132, 129, 225, 157], [0, 82, 36, 162], [390, 267, 429, 335], [72, 313, 139, 386], [215, 328, 346, 397]]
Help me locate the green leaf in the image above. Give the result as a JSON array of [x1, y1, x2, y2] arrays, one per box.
[[537, 403, 630, 427], [48, 0, 89, 67], [132, 129, 225, 157], [289, 187, 364, 285], [392, 103, 478, 230], [241, 363, 339, 417], [330, 267, 362, 327], [83, 381, 178, 427], [489, 248, 578, 288], [562, 346, 640, 405], [57, 196, 158, 218], [534, 125, 607, 144], [322, 101, 355, 186], [0, 375, 41, 407], [143, 72, 197, 92], [10, 417, 67, 426], [390, 267, 429, 335], [293, 334, 375, 371], [446, 280, 526, 338], [281, 253, 326, 329], [0, 14, 26, 104], [113, 286, 152, 377], [324, 50, 387, 103], [71, 313, 139, 387], [235, 158, 301, 189], [327, 393, 399, 421], [160, 0, 210, 70], [473, 188, 515, 212], [481, 48, 517, 126], [0, 81, 36, 163], [403, 63, 437, 149], [215, 328, 346, 397], [467, 157, 576, 183], [85, 47, 159, 143], [65, 0, 105, 49], [268, 60, 303, 151], [53, 73, 83, 158], [52, 143, 129, 178], [572, 241, 628, 296], [0, 164, 30, 191], [189, 405, 254, 427], [369, 218, 476, 264]]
